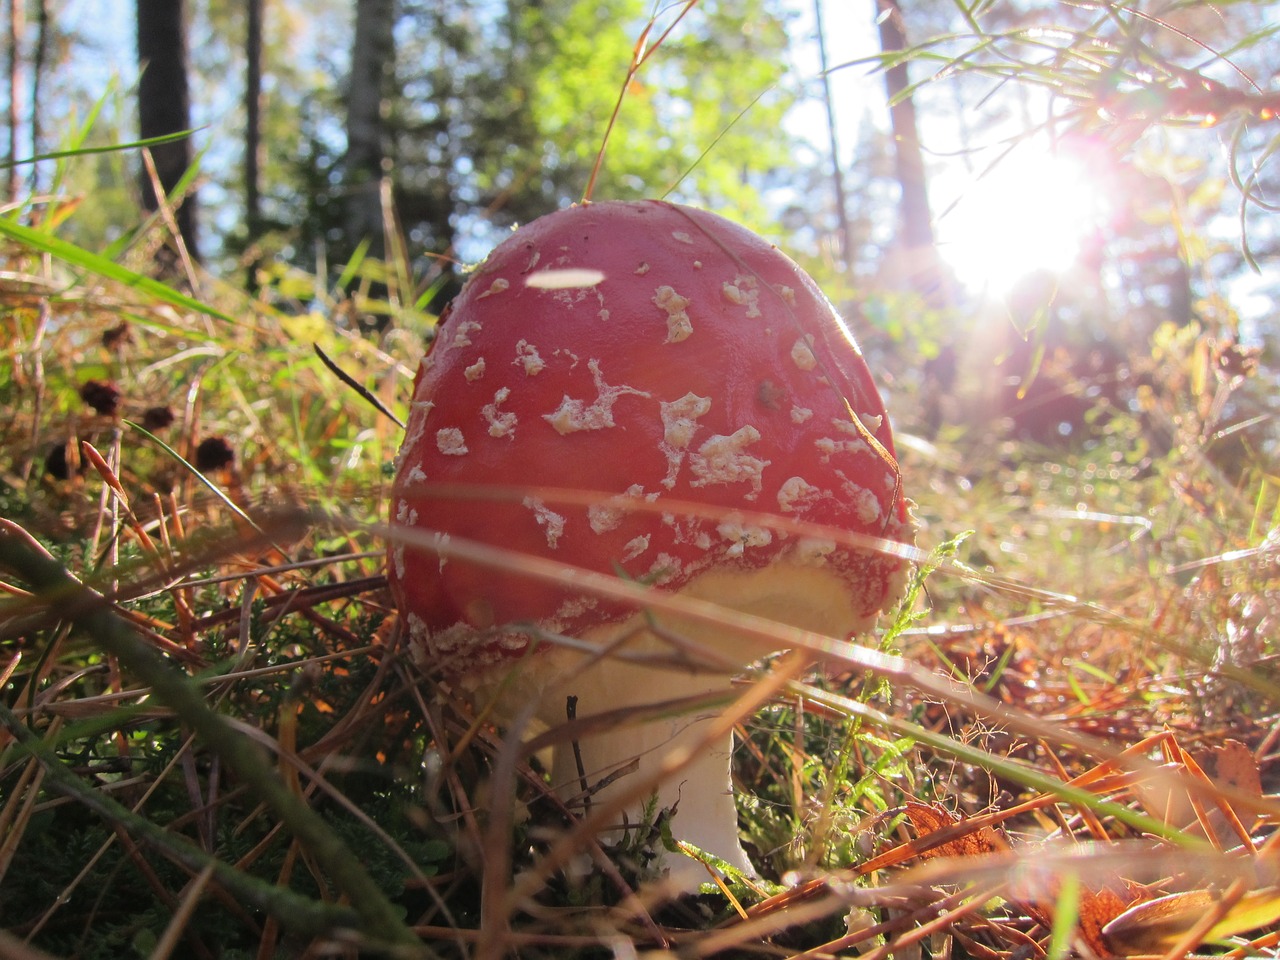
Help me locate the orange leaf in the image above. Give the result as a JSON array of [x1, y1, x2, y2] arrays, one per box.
[[904, 802, 1005, 859]]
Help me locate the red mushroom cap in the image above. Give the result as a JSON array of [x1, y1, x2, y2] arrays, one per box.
[[389, 199, 911, 676]]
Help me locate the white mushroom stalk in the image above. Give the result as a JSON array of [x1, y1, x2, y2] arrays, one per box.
[[388, 199, 914, 893]]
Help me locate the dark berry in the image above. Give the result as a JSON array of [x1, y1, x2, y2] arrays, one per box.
[[141, 406, 175, 430], [102, 322, 134, 350], [80, 380, 121, 416], [45, 443, 70, 479], [194, 436, 234, 472]]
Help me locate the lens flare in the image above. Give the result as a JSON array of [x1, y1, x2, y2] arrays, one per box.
[[937, 148, 1108, 296]]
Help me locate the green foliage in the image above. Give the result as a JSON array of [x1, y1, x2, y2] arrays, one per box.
[[376, 0, 797, 270], [512, 0, 795, 223]]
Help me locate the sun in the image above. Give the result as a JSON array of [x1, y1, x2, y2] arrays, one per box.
[[935, 146, 1109, 296]]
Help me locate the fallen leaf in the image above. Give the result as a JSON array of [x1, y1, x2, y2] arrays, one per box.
[[904, 802, 1004, 859], [1102, 887, 1280, 955], [1211, 739, 1262, 799]]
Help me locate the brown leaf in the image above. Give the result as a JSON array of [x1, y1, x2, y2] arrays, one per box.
[[1076, 883, 1136, 958], [1211, 739, 1262, 799], [904, 802, 1004, 859], [1102, 887, 1280, 956]]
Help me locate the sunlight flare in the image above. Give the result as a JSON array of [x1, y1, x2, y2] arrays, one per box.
[[936, 146, 1109, 296]]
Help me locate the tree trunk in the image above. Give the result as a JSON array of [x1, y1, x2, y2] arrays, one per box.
[[245, 0, 264, 246], [814, 0, 853, 273], [875, 0, 947, 304], [137, 0, 199, 264], [7, 0, 23, 203], [30, 0, 48, 197], [346, 0, 396, 259]]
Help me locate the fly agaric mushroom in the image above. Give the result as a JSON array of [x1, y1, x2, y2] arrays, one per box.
[[389, 199, 912, 890]]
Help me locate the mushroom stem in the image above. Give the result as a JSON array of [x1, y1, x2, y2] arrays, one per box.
[[541, 653, 754, 890], [494, 559, 888, 893]]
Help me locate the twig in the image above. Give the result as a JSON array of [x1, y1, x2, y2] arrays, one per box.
[[566, 694, 591, 814], [313, 342, 405, 429]]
